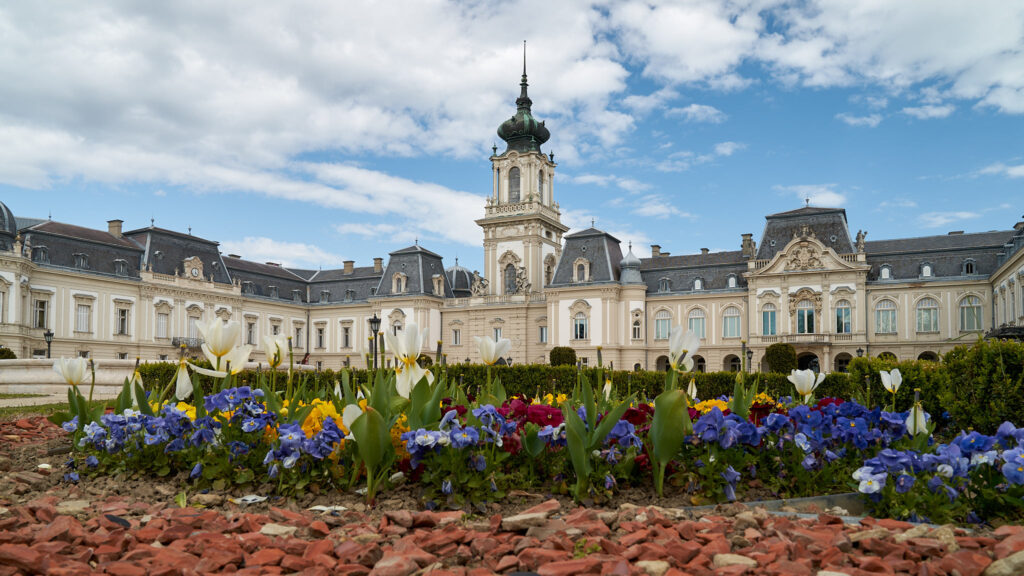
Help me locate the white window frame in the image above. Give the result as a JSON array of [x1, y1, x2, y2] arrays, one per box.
[[156, 313, 169, 339], [654, 310, 671, 340], [573, 313, 588, 340], [835, 300, 852, 334], [722, 306, 741, 339], [915, 298, 939, 333], [875, 299, 898, 334], [959, 296, 983, 332], [687, 308, 706, 339], [796, 300, 815, 334], [762, 304, 776, 336], [538, 325, 547, 344]]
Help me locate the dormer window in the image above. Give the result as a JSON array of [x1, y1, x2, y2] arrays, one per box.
[[392, 272, 408, 294], [292, 289, 302, 302], [693, 278, 703, 291], [31, 246, 49, 263], [268, 286, 278, 298], [241, 281, 255, 295], [963, 259, 976, 275], [73, 253, 89, 269], [921, 263, 933, 278], [727, 275, 737, 288], [319, 290, 330, 303], [344, 289, 355, 302], [879, 265, 892, 280], [113, 259, 129, 276], [658, 278, 671, 293], [573, 258, 590, 283]]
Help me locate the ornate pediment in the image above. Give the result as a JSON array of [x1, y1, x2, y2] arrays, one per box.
[[753, 234, 866, 276]]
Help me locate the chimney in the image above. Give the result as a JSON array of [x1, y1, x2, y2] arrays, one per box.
[[651, 245, 661, 258], [373, 257, 383, 273], [265, 262, 280, 266], [107, 219, 123, 238], [948, 231, 964, 235], [701, 248, 709, 255], [344, 260, 354, 274], [227, 254, 241, 259], [741, 233, 756, 258]]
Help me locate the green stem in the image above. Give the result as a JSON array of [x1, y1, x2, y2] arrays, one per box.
[[88, 360, 96, 404]]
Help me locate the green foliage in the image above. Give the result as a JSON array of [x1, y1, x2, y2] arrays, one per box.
[[0, 347, 17, 360], [939, 339, 1024, 434], [549, 347, 577, 366], [846, 357, 947, 418], [649, 388, 690, 497], [764, 343, 797, 374]]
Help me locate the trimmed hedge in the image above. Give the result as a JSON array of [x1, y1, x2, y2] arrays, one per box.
[[549, 347, 577, 366], [940, 339, 1024, 434], [0, 347, 16, 360], [764, 343, 797, 374]]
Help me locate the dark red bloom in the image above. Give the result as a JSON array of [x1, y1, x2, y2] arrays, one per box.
[[453, 404, 468, 417], [525, 404, 563, 427], [623, 403, 654, 426], [503, 398, 529, 419], [688, 407, 700, 421]]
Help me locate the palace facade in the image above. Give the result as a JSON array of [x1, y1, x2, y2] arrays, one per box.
[[2, 67, 1023, 373]]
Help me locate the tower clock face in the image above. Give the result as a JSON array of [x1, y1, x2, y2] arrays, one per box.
[[191, 267, 199, 277]]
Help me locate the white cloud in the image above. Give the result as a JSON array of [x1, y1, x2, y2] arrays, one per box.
[[566, 173, 651, 194], [622, 87, 679, 115], [713, 141, 744, 156], [153, 189, 166, 197], [836, 113, 883, 127], [979, 163, 1024, 178], [902, 104, 955, 119], [918, 211, 981, 228], [665, 103, 727, 123], [866, 96, 889, 109], [774, 184, 847, 207], [878, 199, 918, 209], [220, 237, 345, 269], [631, 194, 696, 220]]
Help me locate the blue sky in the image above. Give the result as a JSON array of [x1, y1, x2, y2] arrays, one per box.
[[1, 1, 1022, 272]]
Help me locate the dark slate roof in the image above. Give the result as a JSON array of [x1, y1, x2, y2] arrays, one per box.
[[223, 256, 308, 302], [864, 230, 1014, 281], [445, 264, 474, 298], [549, 228, 623, 286], [309, 265, 384, 303], [22, 221, 144, 279], [756, 207, 854, 260], [125, 227, 232, 284], [288, 268, 320, 281], [374, 245, 453, 298], [15, 217, 46, 231], [0, 201, 15, 238], [640, 250, 747, 295]]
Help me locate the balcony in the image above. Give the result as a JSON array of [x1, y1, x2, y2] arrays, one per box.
[[171, 337, 205, 350], [752, 332, 863, 346]]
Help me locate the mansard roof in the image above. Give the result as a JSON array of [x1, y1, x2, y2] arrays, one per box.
[[30, 220, 143, 250], [641, 250, 747, 294], [757, 206, 854, 260], [374, 244, 453, 297], [550, 228, 623, 285], [21, 220, 144, 279], [864, 229, 1014, 281], [126, 227, 232, 284]]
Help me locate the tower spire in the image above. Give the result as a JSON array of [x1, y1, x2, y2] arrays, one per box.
[[517, 40, 531, 110]]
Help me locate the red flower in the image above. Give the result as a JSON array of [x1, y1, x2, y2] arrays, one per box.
[[623, 403, 654, 426], [453, 404, 468, 417], [525, 404, 563, 427]]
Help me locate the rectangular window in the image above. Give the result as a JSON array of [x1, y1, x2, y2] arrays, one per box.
[[316, 327, 325, 349], [272, 324, 280, 335], [452, 328, 461, 346], [835, 308, 851, 334], [580, 357, 589, 367], [158, 354, 168, 361], [875, 309, 897, 334], [797, 309, 815, 334], [722, 315, 740, 339], [916, 308, 939, 333], [315, 361, 323, 371], [631, 322, 641, 340], [493, 327, 502, 341], [78, 350, 90, 358], [156, 313, 169, 339], [538, 326, 548, 343], [295, 327, 303, 348], [116, 309, 130, 335], [246, 321, 256, 345], [687, 317, 705, 339], [762, 310, 776, 336], [117, 352, 128, 360], [655, 317, 670, 340], [33, 299, 48, 329], [342, 326, 351, 348], [76, 304, 91, 333], [188, 317, 198, 340]]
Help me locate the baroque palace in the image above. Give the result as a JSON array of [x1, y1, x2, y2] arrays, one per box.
[[1, 67, 1023, 373]]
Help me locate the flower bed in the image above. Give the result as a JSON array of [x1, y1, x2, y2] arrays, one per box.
[[50, 320, 1024, 525]]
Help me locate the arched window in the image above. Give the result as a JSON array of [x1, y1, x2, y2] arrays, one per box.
[[573, 312, 588, 340], [504, 264, 517, 294], [916, 297, 939, 333], [508, 167, 521, 203], [960, 296, 982, 331], [921, 264, 933, 278], [576, 263, 587, 282], [544, 264, 553, 285], [693, 278, 703, 291], [762, 303, 776, 336], [654, 310, 671, 340], [727, 275, 737, 288], [538, 171, 545, 202], [963, 259, 976, 275], [835, 299, 852, 334], [875, 299, 897, 334], [687, 308, 706, 338], [631, 320, 642, 340], [658, 278, 670, 292], [879, 265, 892, 280], [722, 306, 741, 338], [796, 300, 815, 334]]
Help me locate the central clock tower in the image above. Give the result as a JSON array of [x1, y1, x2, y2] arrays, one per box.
[[183, 256, 204, 279]]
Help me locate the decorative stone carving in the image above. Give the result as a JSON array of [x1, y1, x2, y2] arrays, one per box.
[[789, 288, 822, 320], [514, 266, 531, 294], [785, 242, 824, 271], [856, 230, 867, 253], [470, 271, 488, 296]]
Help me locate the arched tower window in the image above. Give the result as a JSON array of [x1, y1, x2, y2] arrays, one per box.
[[504, 264, 517, 295], [508, 167, 521, 203]]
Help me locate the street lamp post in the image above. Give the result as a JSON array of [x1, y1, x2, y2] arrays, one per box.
[[43, 329, 54, 359], [745, 349, 753, 373], [856, 347, 864, 358], [368, 314, 381, 370]]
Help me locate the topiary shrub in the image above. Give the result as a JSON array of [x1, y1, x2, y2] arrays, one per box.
[[549, 347, 577, 366], [940, 339, 1024, 434], [764, 343, 797, 374], [0, 347, 16, 360]]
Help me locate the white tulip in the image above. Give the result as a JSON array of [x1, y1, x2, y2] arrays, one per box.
[[474, 334, 512, 366], [196, 318, 242, 361], [129, 368, 145, 408], [385, 321, 434, 398], [603, 379, 613, 400], [906, 403, 928, 435], [880, 369, 902, 394], [788, 369, 825, 403], [174, 357, 228, 401], [341, 404, 362, 439], [687, 379, 698, 402], [668, 327, 700, 371], [262, 334, 289, 368], [53, 357, 88, 387], [220, 345, 253, 375]]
